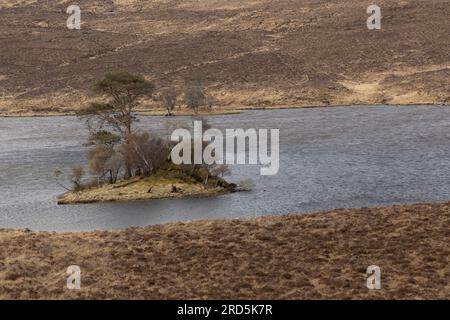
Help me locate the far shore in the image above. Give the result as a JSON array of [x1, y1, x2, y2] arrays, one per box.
[[1, 103, 448, 118], [0, 201, 448, 299]]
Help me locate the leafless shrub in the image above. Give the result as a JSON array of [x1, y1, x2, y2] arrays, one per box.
[[160, 87, 178, 116], [120, 132, 171, 176], [184, 86, 205, 113], [211, 164, 231, 178], [53, 166, 86, 191], [70, 166, 85, 191], [87, 145, 120, 184]]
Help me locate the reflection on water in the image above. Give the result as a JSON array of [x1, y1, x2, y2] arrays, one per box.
[[1, 105, 450, 231]]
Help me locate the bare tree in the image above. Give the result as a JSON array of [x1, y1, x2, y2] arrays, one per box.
[[120, 132, 171, 176], [70, 166, 85, 191], [53, 168, 71, 191], [205, 95, 214, 110], [184, 86, 205, 113], [53, 166, 85, 191], [211, 164, 231, 178], [88, 145, 117, 183], [160, 87, 178, 116], [105, 153, 123, 183]]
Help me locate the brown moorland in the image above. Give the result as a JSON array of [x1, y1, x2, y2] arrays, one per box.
[[0, 0, 449, 116], [0, 201, 448, 299]]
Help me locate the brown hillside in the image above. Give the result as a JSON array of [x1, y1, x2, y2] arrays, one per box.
[[0, 202, 449, 299], [0, 0, 449, 115]]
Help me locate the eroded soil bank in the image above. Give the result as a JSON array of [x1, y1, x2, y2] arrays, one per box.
[[0, 202, 448, 299]]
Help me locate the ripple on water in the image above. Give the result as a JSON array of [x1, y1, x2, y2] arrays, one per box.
[[1, 106, 450, 231]]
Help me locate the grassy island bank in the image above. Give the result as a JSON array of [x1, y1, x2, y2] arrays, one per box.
[[1, 202, 448, 299], [57, 167, 235, 205]]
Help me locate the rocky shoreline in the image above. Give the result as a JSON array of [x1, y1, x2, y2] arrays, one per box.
[[0, 201, 448, 299]]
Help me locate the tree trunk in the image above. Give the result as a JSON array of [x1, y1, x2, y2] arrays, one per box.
[[108, 170, 113, 184]]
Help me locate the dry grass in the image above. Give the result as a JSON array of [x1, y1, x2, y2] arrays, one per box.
[[0, 0, 449, 115], [58, 169, 230, 204], [0, 202, 448, 299]]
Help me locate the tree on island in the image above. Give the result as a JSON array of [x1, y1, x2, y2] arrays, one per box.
[[87, 145, 121, 184], [58, 72, 233, 196], [120, 132, 171, 176], [53, 166, 85, 192], [77, 71, 155, 140], [77, 71, 157, 179]]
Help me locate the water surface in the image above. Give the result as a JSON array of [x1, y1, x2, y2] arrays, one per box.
[[1, 105, 450, 231]]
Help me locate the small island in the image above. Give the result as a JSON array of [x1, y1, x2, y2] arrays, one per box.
[[58, 165, 235, 205], [55, 72, 236, 205]]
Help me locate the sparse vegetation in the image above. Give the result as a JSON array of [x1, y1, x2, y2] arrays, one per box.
[[59, 73, 234, 203], [53, 166, 85, 192], [3, 202, 449, 299], [87, 145, 119, 184], [70, 166, 85, 191], [159, 87, 178, 116], [184, 86, 206, 114], [1, 0, 448, 116], [120, 132, 170, 176]]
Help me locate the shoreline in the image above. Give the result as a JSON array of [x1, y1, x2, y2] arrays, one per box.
[[0, 201, 448, 299], [1, 103, 448, 118], [57, 185, 232, 205], [57, 168, 236, 205]]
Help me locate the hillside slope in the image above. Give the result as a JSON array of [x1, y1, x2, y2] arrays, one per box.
[[0, 0, 449, 115]]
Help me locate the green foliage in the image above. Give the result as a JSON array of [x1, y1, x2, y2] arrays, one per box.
[[92, 71, 155, 97], [78, 72, 156, 141]]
